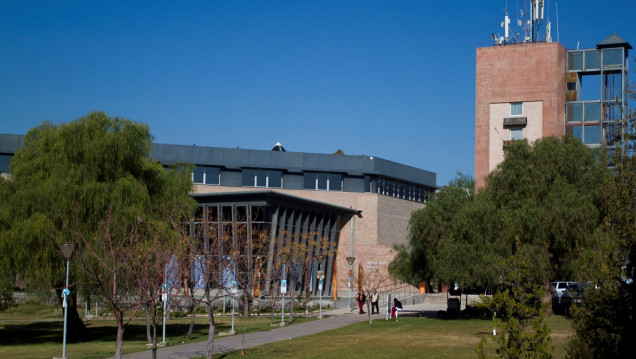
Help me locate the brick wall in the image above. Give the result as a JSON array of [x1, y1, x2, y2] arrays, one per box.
[[475, 42, 566, 188]]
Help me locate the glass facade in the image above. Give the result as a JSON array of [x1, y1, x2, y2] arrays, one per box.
[[242, 169, 282, 188], [375, 177, 431, 203], [193, 166, 220, 185], [304, 172, 342, 191]]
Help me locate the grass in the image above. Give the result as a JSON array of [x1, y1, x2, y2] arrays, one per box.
[[212, 315, 574, 359], [1, 302, 575, 359], [0, 303, 314, 359]]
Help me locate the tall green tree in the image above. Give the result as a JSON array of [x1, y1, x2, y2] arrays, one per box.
[[391, 136, 608, 293], [483, 136, 607, 283], [1, 112, 195, 358], [567, 98, 636, 358]]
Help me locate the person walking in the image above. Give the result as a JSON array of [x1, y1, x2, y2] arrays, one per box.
[[391, 297, 402, 318], [355, 290, 366, 314], [370, 290, 379, 314]]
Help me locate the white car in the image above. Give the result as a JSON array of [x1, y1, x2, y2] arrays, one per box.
[[551, 281, 576, 298]]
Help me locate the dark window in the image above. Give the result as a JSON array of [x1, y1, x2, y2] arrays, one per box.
[[194, 166, 220, 185], [268, 170, 282, 188], [304, 173, 316, 189], [329, 173, 342, 191], [251, 206, 266, 222], [205, 167, 220, 185], [317, 172, 328, 190], [193, 166, 205, 184], [304, 172, 342, 191], [243, 169, 282, 187], [256, 170, 267, 187], [0, 154, 11, 173]]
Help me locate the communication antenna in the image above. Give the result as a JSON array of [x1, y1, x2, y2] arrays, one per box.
[[492, 0, 553, 45]]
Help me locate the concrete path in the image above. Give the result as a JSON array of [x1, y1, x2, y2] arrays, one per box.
[[117, 303, 436, 359]]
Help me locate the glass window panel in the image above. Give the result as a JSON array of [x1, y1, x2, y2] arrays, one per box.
[[584, 50, 600, 70], [242, 169, 255, 186], [193, 166, 205, 184], [584, 125, 602, 145], [568, 52, 583, 71], [0, 154, 11, 173], [584, 102, 601, 122], [317, 172, 328, 190], [510, 128, 523, 141], [328, 173, 342, 191], [235, 206, 248, 222], [602, 48, 622, 66], [256, 170, 267, 187], [268, 170, 282, 188], [566, 125, 583, 142], [567, 103, 583, 122], [304, 172, 316, 189], [510, 102, 523, 116], [205, 167, 220, 185], [251, 206, 266, 222], [207, 206, 218, 222], [604, 73, 622, 101], [604, 102, 622, 123], [221, 206, 233, 222]]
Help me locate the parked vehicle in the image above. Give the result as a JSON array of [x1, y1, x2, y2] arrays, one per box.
[[550, 281, 576, 298]]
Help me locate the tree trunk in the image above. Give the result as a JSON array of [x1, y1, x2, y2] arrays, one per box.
[[367, 298, 372, 324], [56, 289, 86, 337], [151, 318, 158, 359], [206, 304, 216, 359], [145, 304, 152, 343], [289, 284, 295, 323], [114, 323, 125, 359], [187, 300, 199, 339]]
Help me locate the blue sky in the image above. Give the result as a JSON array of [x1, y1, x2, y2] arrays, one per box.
[[1, 1, 635, 185]]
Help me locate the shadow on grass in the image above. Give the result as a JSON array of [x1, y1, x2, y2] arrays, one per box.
[[0, 321, 217, 346]]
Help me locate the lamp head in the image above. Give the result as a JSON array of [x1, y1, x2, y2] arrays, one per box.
[[346, 256, 356, 265], [60, 243, 74, 260]]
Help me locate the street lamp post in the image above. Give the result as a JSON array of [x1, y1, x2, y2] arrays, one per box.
[[346, 256, 356, 313], [60, 243, 74, 359], [316, 254, 325, 319], [279, 253, 290, 326]]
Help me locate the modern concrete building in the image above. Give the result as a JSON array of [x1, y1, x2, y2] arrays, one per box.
[[475, 33, 631, 188], [0, 133, 436, 301]]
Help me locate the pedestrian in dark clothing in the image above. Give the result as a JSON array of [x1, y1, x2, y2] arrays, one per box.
[[356, 290, 366, 314], [391, 298, 403, 318]]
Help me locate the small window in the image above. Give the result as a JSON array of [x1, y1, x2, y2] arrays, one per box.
[[568, 51, 583, 71], [303, 172, 342, 191], [510, 128, 523, 141], [242, 169, 282, 188], [193, 166, 220, 185], [510, 102, 523, 116], [602, 48, 622, 67]]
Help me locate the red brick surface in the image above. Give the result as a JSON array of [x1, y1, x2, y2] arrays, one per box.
[[475, 42, 566, 188]]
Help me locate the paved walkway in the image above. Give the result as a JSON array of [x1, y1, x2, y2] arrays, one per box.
[[117, 302, 443, 359]]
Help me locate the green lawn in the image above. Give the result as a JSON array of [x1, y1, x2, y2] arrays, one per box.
[[1, 303, 575, 359], [213, 316, 574, 359], [0, 303, 314, 359]]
